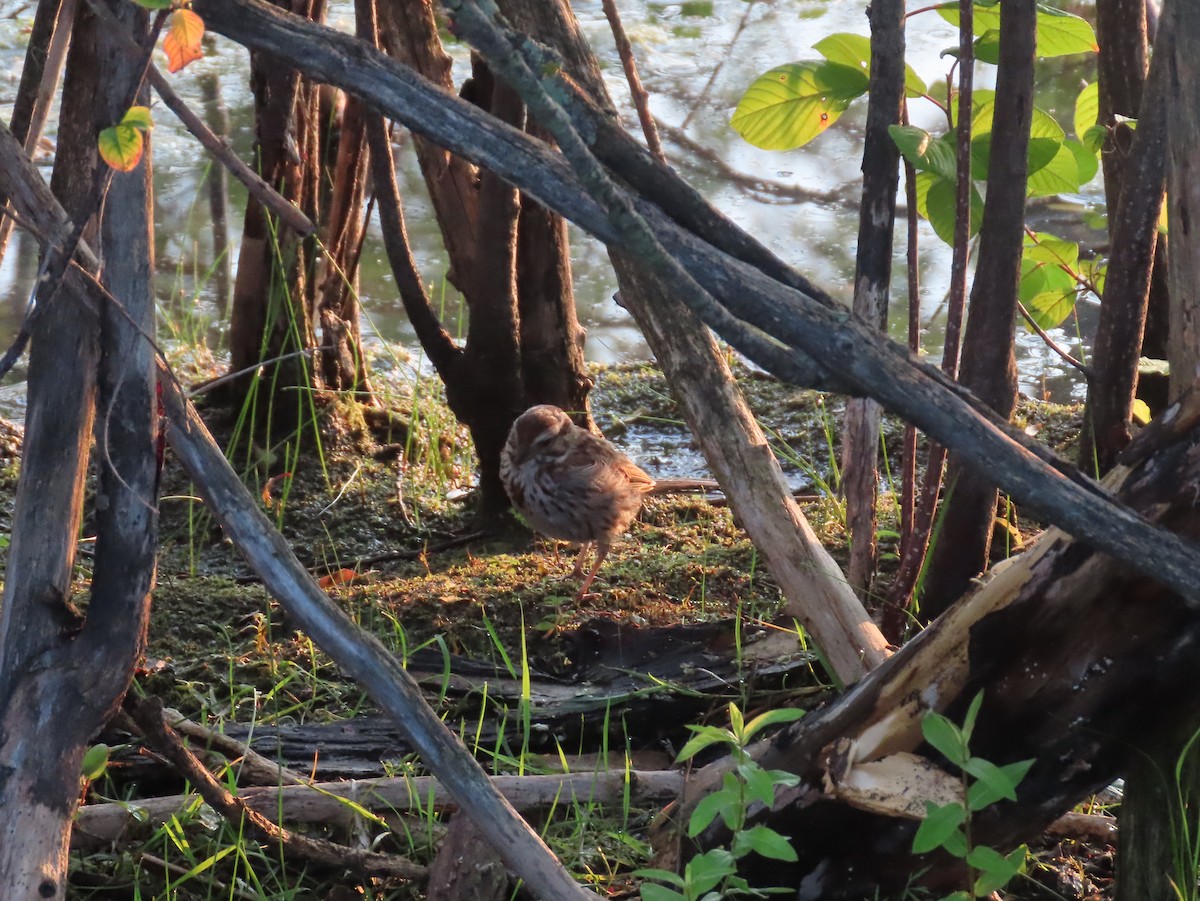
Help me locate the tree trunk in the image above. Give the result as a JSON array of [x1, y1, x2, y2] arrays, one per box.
[[1166, 0, 1200, 399], [841, 0, 904, 596], [920, 0, 1035, 618], [373, 0, 593, 518], [226, 0, 322, 444], [1079, 25, 1170, 473], [315, 92, 374, 397], [1095, 0, 1170, 366], [678, 386, 1200, 896], [0, 3, 155, 894]]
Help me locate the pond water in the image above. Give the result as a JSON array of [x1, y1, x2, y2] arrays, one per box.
[[0, 0, 1102, 418]]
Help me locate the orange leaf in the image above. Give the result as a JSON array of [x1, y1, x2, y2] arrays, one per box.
[[318, 568, 364, 589], [163, 9, 205, 73], [260, 472, 293, 508]]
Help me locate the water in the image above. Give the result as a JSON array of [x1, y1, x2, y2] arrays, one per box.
[[0, 0, 1101, 410]]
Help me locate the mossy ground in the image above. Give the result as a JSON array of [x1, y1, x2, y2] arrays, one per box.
[[0, 359, 1109, 899]]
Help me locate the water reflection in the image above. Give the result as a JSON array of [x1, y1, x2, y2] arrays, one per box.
[[0, 0, 1099, 407]]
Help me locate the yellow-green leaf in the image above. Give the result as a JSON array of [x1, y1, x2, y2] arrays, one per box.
[[1131, 398, 1152, 426], [813, 32, 927, 97], [121, 105, 154, 131], [937, 3, 1097, 58], [1026, 289, 1077, 329], [98, 124, 145, 172], [1074, 82, 1098, 137], [732, 61, 868, 150]]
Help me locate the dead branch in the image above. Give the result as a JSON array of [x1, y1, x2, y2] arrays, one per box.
[[129, 697, 427, 880]]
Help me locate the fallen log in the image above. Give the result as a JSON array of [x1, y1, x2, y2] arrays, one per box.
[[74, 769, 684, 848], [673, 389, 1200, 897], [107, 621, 819, 783]]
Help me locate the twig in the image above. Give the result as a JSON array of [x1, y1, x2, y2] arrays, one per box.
[[83, 0, 316, 236], [679, 0, 756, 131], [148, 65, 316, 236], [600, 0, 664, 161], [654, 119, 850, 206], [1017, 301, 1090, 375], [0, 0, 77, 273], [128, 697, 427, 880], [159, 707, 306, 786], [229, 530, 489, 584]]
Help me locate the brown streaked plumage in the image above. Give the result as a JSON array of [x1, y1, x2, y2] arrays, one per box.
[[500, 404, 655, 599]]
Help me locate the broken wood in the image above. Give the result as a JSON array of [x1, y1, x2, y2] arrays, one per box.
[[673, 387, 1200, 895]]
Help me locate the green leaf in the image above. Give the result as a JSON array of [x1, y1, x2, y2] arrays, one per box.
[[1031, 4, 1099, 56], [685, 849, 737, 894], [639, 883, 687, 901], [1082, 123, 1107, 155], [1028, 141, 1086, 197], [733, 825, 799, 862], [732, 61, 869, 150], [937, 4, 1097, 58], [131, 0, 173, 7], [764, 767, 802, 789], [1019, 259, 1074, 305], [740, 763, 778, 807], [688, 789, 737, 837], [961, 690, 985, 743], [968, 759, 1037, 810], [1025, 290, 1078, 330], [634, 868, 687, 890], [1074, 81, 1099, 136], [963, 756, 1019, 802], [814, 32, 927, 97], [922, 711, 968, 765], [922, 172, 983, 245], [971, 844, 1027, 894], [812, 33, 871, 75], [913, 802, 967, 854], [969, 101, 1063, 181], [728, 702, 745, 742], [677, 726, 736, 762], [1025, 231, 1079, 267], [743, 706, 806, 741], [121, 105, 154, 130], [890, 126, 958, 180], [973, 28, 1001, 65], [81, 744, 110, 781], [1064, 138, 1099, 185]]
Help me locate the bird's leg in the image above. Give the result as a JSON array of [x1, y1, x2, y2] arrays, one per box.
[[575, 543, 611, 601], [570, 542, 592, 579]]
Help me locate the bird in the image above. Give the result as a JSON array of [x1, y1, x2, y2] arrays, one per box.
[[499, 404, 657, 600]]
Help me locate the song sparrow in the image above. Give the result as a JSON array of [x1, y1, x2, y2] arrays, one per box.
[[500, 404, 655, 599]]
